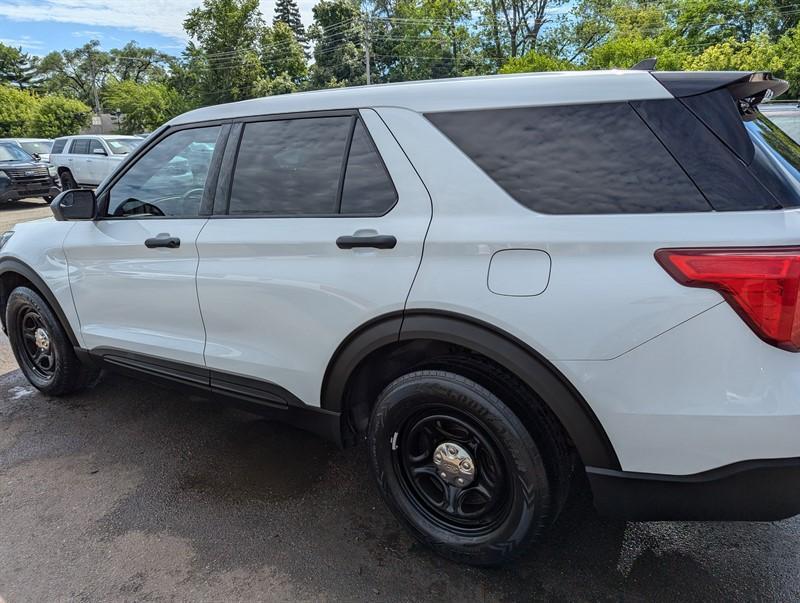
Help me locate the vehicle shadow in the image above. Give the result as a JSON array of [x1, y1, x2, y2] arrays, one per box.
[[1, 368, 798, 601]]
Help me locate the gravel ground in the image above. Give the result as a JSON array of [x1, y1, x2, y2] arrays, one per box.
[[0, 199, 799, 601]]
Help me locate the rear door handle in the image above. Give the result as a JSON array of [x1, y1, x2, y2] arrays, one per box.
[[145, 235, 180, 249], [336, 235, 397, 250]]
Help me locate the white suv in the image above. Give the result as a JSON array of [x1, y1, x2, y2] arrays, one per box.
[[49, 135, 141, 189], [2, 69, 800, 566]]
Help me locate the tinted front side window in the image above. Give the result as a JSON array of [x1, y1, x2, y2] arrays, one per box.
[[70, 139, 90, 154], [229, 117, 351, 215], [89, 139, 106, 155], [106, 126, 221, 218], [340, 120, 397, 214], [426, 103, 709, 214]]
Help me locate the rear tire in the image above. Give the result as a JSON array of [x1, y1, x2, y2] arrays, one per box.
[[368, 370, 555, 566], [6, 286, 98, 395]]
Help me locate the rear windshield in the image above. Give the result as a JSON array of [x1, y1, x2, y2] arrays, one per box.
[[19, 141, 52, 155], [105, 138, 140, 155], [745, 112, 800, 207]]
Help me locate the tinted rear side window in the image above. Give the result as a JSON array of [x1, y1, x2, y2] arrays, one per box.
[[51, 139, 66, 154], [70, 139, 90, 154], [426, 103, 709, 214], [340, 120, 397, 215], [632, 99, 780, 211], [229, 117, 351, 215]]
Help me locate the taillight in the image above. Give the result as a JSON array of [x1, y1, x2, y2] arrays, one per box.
[[655, 247, 800, 352]]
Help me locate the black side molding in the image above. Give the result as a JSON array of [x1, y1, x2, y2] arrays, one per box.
[[588, 458, 800, 521]]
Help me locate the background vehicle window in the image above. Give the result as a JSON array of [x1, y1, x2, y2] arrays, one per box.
[[426, 103, 710, 214], [0, 143, 32, 161], [105, 126, 221, 218], [228, 117, 351, 215], [340, 120, 397, 215], [20, 141, 52, 156], [70, 139, 90, 155], [51, 139, 67, 154], [105, 138, 140, 155], [89, 139, 106, 155]]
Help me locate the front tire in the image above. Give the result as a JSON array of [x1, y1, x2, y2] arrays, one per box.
[[59, 170, 77, 190], [6, 286, 97, 395], [368, 370, 554, 566]]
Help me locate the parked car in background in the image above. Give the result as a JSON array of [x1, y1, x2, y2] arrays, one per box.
[[0, 138, 54, 162], [760, 102, 800, 142], [49, 135, 142, 189], [0, 142, 60, 203]]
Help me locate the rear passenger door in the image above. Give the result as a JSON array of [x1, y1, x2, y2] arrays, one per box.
[[196, 109, 431, 406], [67, 138, 92, 185]]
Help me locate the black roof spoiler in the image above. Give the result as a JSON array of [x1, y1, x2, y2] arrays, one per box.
[[651, 71, 789, 100]]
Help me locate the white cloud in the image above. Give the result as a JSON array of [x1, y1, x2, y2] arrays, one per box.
[[0, 35, 44, 50], [72, 29, 103, 38], [0, 0, 316, 43]]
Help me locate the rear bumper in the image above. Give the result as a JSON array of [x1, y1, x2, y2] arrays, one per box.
[[588, 457, 800, 521]]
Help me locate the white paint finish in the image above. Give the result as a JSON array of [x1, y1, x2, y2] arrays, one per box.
[[0, 219, 82, 345], [195, 109, 431, 405], [560, 304, 800, 474], [171, 71, 672, 126], [379, 107, 800, 361], [62, 219, 208, 365], [487, 249, 551, 296]]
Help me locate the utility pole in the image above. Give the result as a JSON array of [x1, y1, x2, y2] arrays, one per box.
[[364, 15, 371, 85]]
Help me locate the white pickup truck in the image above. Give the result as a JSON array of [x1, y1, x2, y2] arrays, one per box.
[[49, 135, 142, 189]]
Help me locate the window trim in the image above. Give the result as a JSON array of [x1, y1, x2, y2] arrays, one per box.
[[212, 109, 399, 219], [95, 121, 232, 221]]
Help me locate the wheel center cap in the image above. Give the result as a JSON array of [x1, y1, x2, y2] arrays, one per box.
[[433, 442, 475, 487], [34, 327, 50, 351]]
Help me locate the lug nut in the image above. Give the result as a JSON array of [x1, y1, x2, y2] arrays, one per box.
[[440, 472, 447, 479], [434, 453, 442, 463], [447, 445, 457, 455], [461, 460, 472, 472], [456, 478, 465, 485]]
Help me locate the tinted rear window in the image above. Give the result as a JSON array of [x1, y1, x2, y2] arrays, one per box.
[[51, 139, 66, 154], [745, 112, 800, 207], [426, 103, 709, 214], [70, 139, 90, 154]]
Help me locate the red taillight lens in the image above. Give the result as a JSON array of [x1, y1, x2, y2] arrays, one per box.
[[656, 247, 800, 352]]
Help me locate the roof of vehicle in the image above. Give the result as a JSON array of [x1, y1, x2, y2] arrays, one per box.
[[171, 70, 675, 125], [0, 137, 52, 143], [170, 69, 784, 127], [54, 134, 141, 140]]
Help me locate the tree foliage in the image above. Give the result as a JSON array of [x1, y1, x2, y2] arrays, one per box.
[[28, 96, 92, 138]]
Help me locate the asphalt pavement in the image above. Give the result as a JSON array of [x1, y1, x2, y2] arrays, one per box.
[[0, 200, 799, 601]]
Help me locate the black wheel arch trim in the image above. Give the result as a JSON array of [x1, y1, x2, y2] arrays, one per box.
[[321, 309, 621, 471], [0, 256, 80, 347]]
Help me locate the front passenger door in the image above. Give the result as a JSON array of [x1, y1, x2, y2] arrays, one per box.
[[63, 125, 227, 366]]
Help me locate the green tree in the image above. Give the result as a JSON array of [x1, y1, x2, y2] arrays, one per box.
[[104, 79, 181, 133], [0, 85, 38, 136], [37, 40, 112, 111], [110, 42, 173, 84], [0, 43, 36, 89], [184, 0, 266, 104], [308, 0, 365, 88], [499, 51, 574, 73], [261, 21, 307, 81], [274, 0, 307, 45], [28, 95, 92, 138]]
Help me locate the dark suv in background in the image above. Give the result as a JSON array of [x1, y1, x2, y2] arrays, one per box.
[[0, 142, 61, 204]]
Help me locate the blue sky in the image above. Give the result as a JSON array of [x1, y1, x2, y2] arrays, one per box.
[[0, 0, 316, 56]]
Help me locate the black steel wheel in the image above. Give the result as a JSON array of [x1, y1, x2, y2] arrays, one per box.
[[6, 286, 98, 395], [369, 369, 556, 566], [16, 306, 56, 381], [395, 407, 511, 535]]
